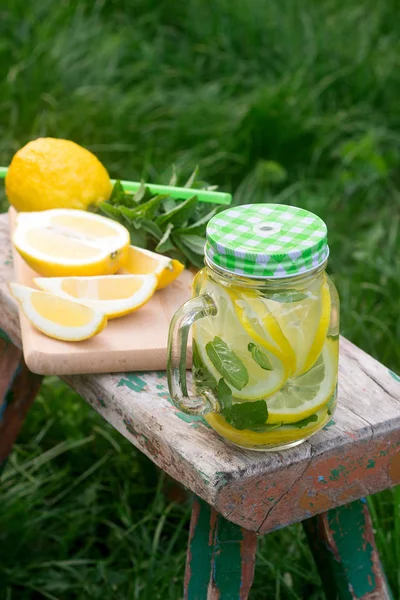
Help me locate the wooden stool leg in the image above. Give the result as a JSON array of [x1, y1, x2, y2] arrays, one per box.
[[303, 499, 393, 600], [0, 337, 42, 469], [184, 496, 257, 600]]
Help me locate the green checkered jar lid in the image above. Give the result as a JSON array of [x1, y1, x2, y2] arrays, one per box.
[[205, 203, 329, 278]]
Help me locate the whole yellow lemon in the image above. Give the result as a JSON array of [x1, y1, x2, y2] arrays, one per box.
[[6, 137, 112, 212]]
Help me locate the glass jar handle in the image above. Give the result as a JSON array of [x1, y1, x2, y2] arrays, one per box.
[[167, 293, 217, 415]]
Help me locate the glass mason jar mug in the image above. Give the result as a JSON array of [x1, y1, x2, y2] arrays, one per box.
[[167, 204, 339, 451]]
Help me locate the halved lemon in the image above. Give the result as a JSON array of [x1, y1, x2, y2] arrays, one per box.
[[10, 283, 107, 341], [194, 280, 286, 400], [34, 274, 157, 319], [264, 274, 331, 376], [266, 338, 338, 423], [119, 246, 184, 290], [13, 209, 130, 277], [206, 405, 330, 448]]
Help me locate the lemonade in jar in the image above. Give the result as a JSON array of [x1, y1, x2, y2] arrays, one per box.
[[167, 204, 339, 451]]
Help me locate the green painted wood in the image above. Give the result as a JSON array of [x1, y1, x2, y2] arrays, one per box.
[[303, 499, 393, 599], [184, 496, 257, 600]]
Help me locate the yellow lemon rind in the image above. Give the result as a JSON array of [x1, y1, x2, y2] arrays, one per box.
[[297, 275, 332, 376], [6, 137, 112, 213], [156, 259, 185, 290]]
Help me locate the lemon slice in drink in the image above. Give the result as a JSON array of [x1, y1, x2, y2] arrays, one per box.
[[206, 404, 330, 448], [194, 280, 286, 400], [266, 337, 338, 423], [265, 274, 331, 376], [229, 289, 296, 378]]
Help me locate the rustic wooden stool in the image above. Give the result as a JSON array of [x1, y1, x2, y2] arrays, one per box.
[[0, 213, 399, 599]]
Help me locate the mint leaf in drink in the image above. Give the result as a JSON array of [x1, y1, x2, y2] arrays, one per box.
[[225, 400, 268, 430], [291, 413, 319, 428], [192, 339, 217, 391], [205, 336, 249, 390], [217, 378, 232, 412], [247, 343, 273, 371]]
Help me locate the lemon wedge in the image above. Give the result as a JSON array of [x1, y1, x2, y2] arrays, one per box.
[[13, 209, 130, 277], [266, 338, 338, 423], [34, 274, 157, 319], [119, 246, 184, 290], [193, 280, 286, 400], [10, 283, 107, 341]]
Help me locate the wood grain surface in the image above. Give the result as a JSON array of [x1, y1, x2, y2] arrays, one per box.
[[7, 208, 193, 375], [1, 212, 399, 533]]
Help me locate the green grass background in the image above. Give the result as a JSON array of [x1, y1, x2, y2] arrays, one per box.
[[0, 0, 399, 598]]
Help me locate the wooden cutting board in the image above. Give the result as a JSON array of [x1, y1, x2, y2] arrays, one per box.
[[8, 207, 193, 375]]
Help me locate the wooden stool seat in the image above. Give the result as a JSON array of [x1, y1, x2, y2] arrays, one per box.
[[0, 212, 398, 599]]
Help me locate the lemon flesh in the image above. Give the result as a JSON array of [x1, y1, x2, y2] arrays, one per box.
[[119, 245, 184, 290], [6, 137, 112, 212], [35, 274, 157, 319], [193, 280, 286, 400], [10, 283, 107, 342], [229, 289, 296, 379], [13, 209, 130, 277], [266, 338, 338, 423], [264, 274, 331, 376]]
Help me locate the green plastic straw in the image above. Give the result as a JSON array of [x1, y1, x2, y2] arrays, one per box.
[[0, 166, 231, 205]]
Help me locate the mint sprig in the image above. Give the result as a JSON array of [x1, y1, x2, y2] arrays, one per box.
[[248, 343, 273, 370], [98, 167, 221, 269], [225, 400, 268, 431], [216, 377, 269, 431]]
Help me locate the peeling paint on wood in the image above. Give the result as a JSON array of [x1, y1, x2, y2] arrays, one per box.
[[0, 328, 11, 343], [176, 412, 211, 429], [303, 500, 393, 599], [388, 369, 400, 383], [184, 496, 257, 599], [117, 373, 147, 392], [96, 396, 107, 408]]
